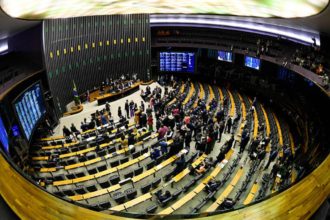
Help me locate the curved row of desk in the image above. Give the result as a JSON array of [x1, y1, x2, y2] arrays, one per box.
[[1, 72, 330, 219]]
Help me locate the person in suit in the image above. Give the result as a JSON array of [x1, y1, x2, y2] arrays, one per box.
[[140, 113, 147, 128], [141, 101, 145, 112], [159, 141, 168, 155], [125, 100, 130, 119], [150, 147, 160, 160], [218, 120, 225, 143], [207, 115, 213, 125], [174, 154, 185, 175], [118, 106, 122, 118], [81, 122, 88, 132], [257, 148, 266, 166], [227, 135, 235, 151], [63, 126, 71, 137], [88, 120, 96, 129], [205, 177, 222, 192], [70, 123, 79, 133], [239, 135, 250, 154], [105, 102, 110, 113], [216, 110, 224, 122], [157, 190, 171, 202], [241, 129, 249, 139], [271, 162, 281, 179], [128, 132, 135, 146], [216, 147, 226, 164], [146, 105, 152, 116], [226, 116, 232, 133]]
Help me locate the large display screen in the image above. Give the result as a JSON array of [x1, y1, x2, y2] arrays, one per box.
[[13, 82, 46, 141], [159, 52, 195, 73], [218, 51, 233, 62], [0, 116, 9, 156], [245, 56, 261, 70], [1, 0, 327, 19]]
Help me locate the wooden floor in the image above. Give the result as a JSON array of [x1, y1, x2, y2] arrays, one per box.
[[1, 145, 330, 219]]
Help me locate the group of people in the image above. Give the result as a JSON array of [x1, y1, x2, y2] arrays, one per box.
[[84, 73, 139, 102]]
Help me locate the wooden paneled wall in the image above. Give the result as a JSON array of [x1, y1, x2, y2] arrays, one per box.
[[43, 14, 151, 117]]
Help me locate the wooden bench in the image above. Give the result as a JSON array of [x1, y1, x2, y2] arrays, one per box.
[[243, 183, 259, 205], [156, 150, 234, 216], [67, 148, 188, 201]]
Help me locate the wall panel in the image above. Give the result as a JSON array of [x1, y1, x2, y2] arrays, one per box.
[[43, 15, 151, 117]]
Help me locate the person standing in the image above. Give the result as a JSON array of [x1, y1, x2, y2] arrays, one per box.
[[101, 113, 108, 125], [158, 124, 168, 139], [159, 141, 168, 155], [218, 120, 225, 143], [146, 105, 152, 116], [105, 102, 110, 113], [118, 106, 122, 119], [63, 126, 71, 137], [239, 135, 250, 154], [129, 100, 135, 118], [226, 116, 232, 134], [125, 100, 130, 119], [148, 114, 154, 132]]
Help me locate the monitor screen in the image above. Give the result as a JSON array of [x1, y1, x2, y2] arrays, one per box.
[[218, 51, 233, 62], [245, 56, 261, 70], [159, 52, 196, 72], [13, 82, 46, 141], [0, 116, 9, 156], [12, 125, 20, 136]]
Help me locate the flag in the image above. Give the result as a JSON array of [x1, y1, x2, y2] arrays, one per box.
[[73, 80, 80, 104], [57, 97, 62, 114], [147, 69, 150, 81]]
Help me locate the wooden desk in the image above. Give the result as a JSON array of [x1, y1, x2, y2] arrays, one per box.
[[110, 193, 152, 211], [243, 184, 259, 205], [96, 83, 141, 105], [41, 141, 79, 150], [53, 179, 73, 186], [81, 128, 96, 135], [172, 191, 196, 211], [205, 169, 244, 212], [132, 169, 155, 183], [32, 156, 49, 161], [37, 136, 66, 141], [172, 154, 206, 183], [29, 168, 56, 172]]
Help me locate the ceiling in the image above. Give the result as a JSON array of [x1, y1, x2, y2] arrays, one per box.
[[0, 1, 330, 44], [0, 0, 328, 19], [0, 9, 40, 41]]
